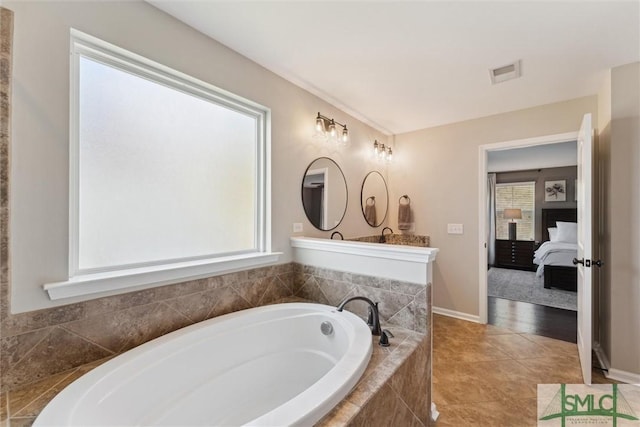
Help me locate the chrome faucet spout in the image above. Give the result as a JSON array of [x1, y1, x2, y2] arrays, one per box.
[[336, 296, 382, 336]]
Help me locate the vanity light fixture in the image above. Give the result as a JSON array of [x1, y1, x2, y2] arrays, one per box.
[[373, 140, 393, 163], [314, 112, 349, 144]]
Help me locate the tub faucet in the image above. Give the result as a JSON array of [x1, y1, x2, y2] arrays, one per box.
[[379, 227, 394, 243], [336, 296, 382, 336], [331, 231, 344, 240]]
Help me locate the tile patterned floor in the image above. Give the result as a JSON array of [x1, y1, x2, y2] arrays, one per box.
[[432, 314, 616, 427]]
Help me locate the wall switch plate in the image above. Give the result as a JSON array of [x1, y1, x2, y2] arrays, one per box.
[[293, 223, 303, 233], [447, 223, 463, 234]]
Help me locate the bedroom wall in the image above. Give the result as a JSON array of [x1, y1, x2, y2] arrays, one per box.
[[495, 166, 578, 243], [390, 96, 597, 317], [4, 1, 390, 313], [604, 62, 640, 378]]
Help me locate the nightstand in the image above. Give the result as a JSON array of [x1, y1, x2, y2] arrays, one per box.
[[495, 239, 536, 271]]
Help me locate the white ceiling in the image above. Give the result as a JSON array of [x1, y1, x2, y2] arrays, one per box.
[[487, 141, 577, 173], [149, 1, 640, 135]]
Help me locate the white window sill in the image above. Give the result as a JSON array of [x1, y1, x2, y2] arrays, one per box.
[[43, 252, 282, 301]]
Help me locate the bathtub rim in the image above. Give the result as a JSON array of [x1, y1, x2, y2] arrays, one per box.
[[33, 302, 373, 427]]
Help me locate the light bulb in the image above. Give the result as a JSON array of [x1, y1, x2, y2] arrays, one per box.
[[328, 120, 337, 138], [379, 144, 386, 160], [387, 147, 393, 162], [373, 140, 379, 156], [342, 126, 349, 143], [313, 113, 327, 140]]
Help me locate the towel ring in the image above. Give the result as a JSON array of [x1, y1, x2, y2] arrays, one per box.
[[399, 195, 411, 205], [366, 196, 376, 206]]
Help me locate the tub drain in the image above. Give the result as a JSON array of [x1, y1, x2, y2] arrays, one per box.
[[320, 321, 334, 336]]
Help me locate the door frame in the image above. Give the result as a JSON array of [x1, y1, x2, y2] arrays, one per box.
[[478, 131, 579, 323], [305, 167, 329, 229]]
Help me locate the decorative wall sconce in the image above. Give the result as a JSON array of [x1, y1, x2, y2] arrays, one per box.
[[314, 112, 349, 144], [373, 140, 393, 162]]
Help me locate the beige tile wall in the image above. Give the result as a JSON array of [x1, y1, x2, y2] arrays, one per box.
[[1, 259, 431, 393], [0, 5, 14, 395], [352, 335, 431, 426], [293, 263, 431, 333], [0, 265, 296, 392]]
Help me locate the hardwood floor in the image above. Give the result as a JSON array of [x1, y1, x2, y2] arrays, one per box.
[[488, 296, 577, 343]]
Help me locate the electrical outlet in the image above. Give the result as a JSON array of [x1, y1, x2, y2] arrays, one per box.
[[293, 223, 303, 233], [447, 223, 463, 234]]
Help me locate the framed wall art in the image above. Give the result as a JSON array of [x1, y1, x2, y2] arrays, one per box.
[[545, 180, 566, 202]]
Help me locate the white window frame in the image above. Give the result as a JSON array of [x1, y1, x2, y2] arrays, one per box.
[[44, 29, 279, 301], [495, 181, 536, 241]]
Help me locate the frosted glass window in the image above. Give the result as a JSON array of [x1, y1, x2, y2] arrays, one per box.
[[75, 54, 263, 271]]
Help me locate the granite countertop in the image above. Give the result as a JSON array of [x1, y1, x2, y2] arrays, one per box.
[[349, 234, 430, 247]]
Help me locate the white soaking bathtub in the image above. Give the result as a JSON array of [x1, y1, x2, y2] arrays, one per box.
[[34, 302, 372, 427]]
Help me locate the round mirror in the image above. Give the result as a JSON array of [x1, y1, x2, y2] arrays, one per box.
[[361, 171, 388, 227], [301, 157, 348, 231]]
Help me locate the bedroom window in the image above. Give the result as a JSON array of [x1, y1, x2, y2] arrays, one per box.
[[496, 182, 535, 240], [44, 29, 277, 301]]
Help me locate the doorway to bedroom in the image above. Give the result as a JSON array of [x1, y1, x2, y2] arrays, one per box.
[[484, 139, 579, 343]]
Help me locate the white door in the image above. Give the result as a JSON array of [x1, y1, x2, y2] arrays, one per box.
[[575, 113, 593, 384]]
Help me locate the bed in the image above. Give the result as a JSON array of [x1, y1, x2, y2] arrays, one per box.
[[534, 208, 578, 291]]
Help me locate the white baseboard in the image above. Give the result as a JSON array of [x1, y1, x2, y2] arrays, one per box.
[[606, 368, 640, 385], [593, 341, 640, 384], [433, 306, 481, 323]]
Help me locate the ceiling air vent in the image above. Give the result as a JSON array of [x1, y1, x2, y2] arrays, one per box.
[[489, 60, 521, 84]]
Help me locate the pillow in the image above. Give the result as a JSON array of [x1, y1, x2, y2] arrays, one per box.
[[548, 227, 559, 242], [556, 221, 578, 243]]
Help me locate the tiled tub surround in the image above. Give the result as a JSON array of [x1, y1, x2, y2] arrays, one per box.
[[0, 260, 432, 419], [1, 316, 430, 427], [0, 262, 432, 425], [350, 234, 430, 247], [0, 264, 298, 393], [2, 262, 430, 393], [293, 264, 431, 334], [294, 263, 434, 424], [31, 303, 374, 426], [319, 329, 431, 426]]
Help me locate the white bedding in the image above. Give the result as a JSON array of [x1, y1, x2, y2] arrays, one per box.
[[533, 241, 578, 277]]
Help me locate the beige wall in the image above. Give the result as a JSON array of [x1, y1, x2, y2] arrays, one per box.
[[605, 62, 640, 375], [390, 96, 597, 316], [6, 1, 389, 312]]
